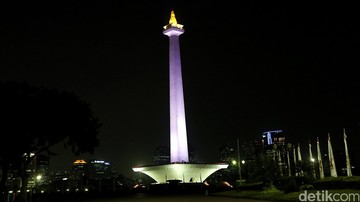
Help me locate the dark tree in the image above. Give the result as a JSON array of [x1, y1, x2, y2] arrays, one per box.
[[248, 153, 281, 187], [0, 81, 101, 202]]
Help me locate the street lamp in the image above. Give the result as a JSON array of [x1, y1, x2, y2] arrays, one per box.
[[36, 175, 42, 181], [237, 138, 242, 186], [34, 175, 42, 193], [310, 158, 316, 178]]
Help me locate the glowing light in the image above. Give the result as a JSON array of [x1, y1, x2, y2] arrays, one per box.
[[232, 160, 237, 165], [74, 159, 87, 164], [169, 11, 178, 25], [36, 175, 42, 180], [223, 181, 233, 188], [132, 163, 229, 183], [241, 160, 245, 164], [133, 167, 144, 172], [163, 10, 184, 30]]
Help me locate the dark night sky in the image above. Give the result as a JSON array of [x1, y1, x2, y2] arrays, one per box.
[[1, 1, 359, 177]]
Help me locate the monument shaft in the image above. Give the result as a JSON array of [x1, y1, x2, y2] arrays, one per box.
[[163, 12, 189, 163]]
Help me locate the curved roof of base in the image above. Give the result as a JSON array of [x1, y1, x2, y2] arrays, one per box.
[[133, 163, 228, 183]]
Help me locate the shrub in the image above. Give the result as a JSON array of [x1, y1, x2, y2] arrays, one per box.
[[274, 176, 300, 193], [313, 176, 360, 190], [262, 184, 280, 193], [237, 182, 263, 191], [299, 184, 314, 191]]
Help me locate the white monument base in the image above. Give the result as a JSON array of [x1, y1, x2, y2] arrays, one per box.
[[132, 163, 228, 183]]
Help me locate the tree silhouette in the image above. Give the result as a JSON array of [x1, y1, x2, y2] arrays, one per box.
[[248, 153, 281, 187], [0, 81, 101, 202]]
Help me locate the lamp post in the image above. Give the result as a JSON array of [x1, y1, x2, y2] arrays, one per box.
[[237, 138, 242, 186], [310, 158, 316, 179]]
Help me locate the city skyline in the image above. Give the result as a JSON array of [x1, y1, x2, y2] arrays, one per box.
[[1, 1, 359, 177]]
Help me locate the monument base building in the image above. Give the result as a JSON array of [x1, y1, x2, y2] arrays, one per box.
[[133, 163, 228, 184]]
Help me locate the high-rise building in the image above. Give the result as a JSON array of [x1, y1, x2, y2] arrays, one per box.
[[262, 130, 285, 149], [87, 160, 112, 179]]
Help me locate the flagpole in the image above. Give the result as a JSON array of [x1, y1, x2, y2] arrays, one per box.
[[309, 140, 316, 179], [293, 146, 297, 176], [309, 139, 313, 161], [297, 143, 302, 162], [343, 128, 352, 177], [287, 148, 291, 177], [237, 138, 242, 185], [297, 143, 303, 176], [328, 133, 338, 177], [317, 137, 325, 179]]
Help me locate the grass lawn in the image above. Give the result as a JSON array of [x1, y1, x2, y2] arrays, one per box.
[[211, 189, 360, 201]]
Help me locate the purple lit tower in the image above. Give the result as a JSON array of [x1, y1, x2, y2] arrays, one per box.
[[163, 11, 189, 163], [132, 11, 228, 184]]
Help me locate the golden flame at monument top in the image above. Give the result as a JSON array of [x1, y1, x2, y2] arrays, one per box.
[[163, 10, 184, 30]]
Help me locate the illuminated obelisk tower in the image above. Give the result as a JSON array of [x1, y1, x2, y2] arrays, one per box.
[[163, 11, 189, 163], [132, 11, 228, 184]]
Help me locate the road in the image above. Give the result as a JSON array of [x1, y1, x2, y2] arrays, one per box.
[[83, 193, 272, 202], [34, 193, 273, 202]]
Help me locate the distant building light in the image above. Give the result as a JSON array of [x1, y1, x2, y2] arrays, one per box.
[[62, 178, 68, 181], [74, 159, 87, 164], [84, 188, 89, 192]]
